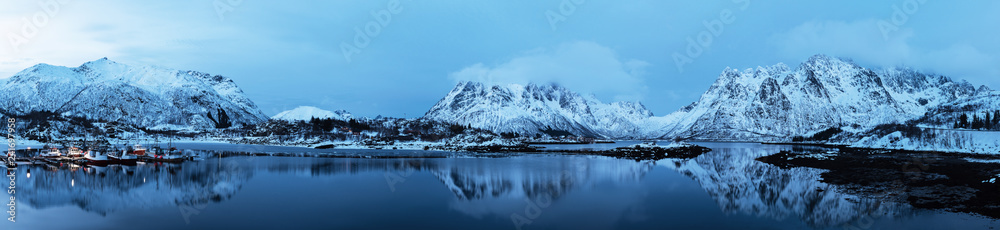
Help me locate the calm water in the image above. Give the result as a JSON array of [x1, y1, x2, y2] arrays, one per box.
[[2, 142, 998, 230]]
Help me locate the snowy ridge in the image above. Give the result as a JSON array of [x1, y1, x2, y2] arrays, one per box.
[[658, 54, 986, 141], [0, 58, 268, 130], [424, 81, 656, 138], [423, 55, 990, 142], [272, 106, 352, 121]]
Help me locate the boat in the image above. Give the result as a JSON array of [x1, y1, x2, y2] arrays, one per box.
[[168, 146, 182, 155], [83, 151, 110, 166], [38, 147, 62, 159], [66, 146, 85, 158], [130, 144, 147, 156], [167, 139, 185, 156], [108, 150, 138, 165], [146, 141, 186, 163]]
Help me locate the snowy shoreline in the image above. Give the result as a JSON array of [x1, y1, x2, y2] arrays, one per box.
[[140, 136, 1000, 155], [9, 129, 997, 156]]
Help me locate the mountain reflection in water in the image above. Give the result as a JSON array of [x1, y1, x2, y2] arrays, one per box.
[[2, 143, 995, 230]]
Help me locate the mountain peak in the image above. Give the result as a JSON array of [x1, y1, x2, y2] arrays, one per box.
[[272, 106, 351, 121], [755, 63, 790, 77], [426, 81, 656, 138], [806, 54, 833, 62], [661, 55, 982, 141], [800, 54, 858, 70], [0, 59, 267, 130], [454, 81, 565, 91], [976, 85, 993, 94], [22, 63, 58, 72], [81, 57, 118, 67]]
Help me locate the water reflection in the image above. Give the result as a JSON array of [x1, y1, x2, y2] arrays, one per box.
[[3, 144, 992, 229], [429, 157, 653, 201], [13, 156, 251, 216], [659, 143, 914, 228]]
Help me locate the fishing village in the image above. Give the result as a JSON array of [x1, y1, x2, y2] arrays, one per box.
[[2, 139, 197, 170]]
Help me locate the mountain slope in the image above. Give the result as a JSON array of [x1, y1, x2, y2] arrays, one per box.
[[913, 92, 1000, 128], [658, 54, 987, 141], [837, 92, 1000, 154], [423, 82, 655, 138], [0, 58, 267, 130], [272, 106, 352, 121]]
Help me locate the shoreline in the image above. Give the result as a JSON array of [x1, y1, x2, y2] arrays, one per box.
[[11, 134, 999, 157], [761, 141, 1000, 158], [756, 148, 1000, 219]]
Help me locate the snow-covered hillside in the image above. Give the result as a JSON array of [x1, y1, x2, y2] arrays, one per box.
[[0, 58, 268, 130], [657, 54, 988, 141], [849, 128, 1000, 154], [914, 93, 1000, 128], [424, 81, 657, 139], [272, 106, 351, 121]]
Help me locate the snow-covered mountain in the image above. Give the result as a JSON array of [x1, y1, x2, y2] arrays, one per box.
[[0, 58, 268, 130], [272, 106, 352, 121], [658, 54, 988, 141], [422, 55, 990, 141], [423, 81, 656, 138]]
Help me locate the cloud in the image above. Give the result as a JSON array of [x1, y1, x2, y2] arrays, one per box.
[[769, 19, 914, 66], [0, 0, 279, 79], [449, 41, 649, 102], [769, 19, 1000, 87], [915, 44, 999, 83]]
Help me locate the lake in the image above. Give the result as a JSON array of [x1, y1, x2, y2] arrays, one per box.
[[2, 142, 998, 229]]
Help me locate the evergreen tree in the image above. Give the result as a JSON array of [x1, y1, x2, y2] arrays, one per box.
[[321, 118, 334, 132], [972, 114, 982, 130], [959, 113, 969, 129], [309, 117, 319, 132], [987, 112, 994, 130], [449, 123, 466, 134], [993, 110, 1000, 130]]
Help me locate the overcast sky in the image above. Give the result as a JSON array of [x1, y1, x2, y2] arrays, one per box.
[[2, 0, 998, 117]]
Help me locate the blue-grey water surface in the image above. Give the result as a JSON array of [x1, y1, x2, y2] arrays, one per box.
[[2, 142, 997, 230]]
